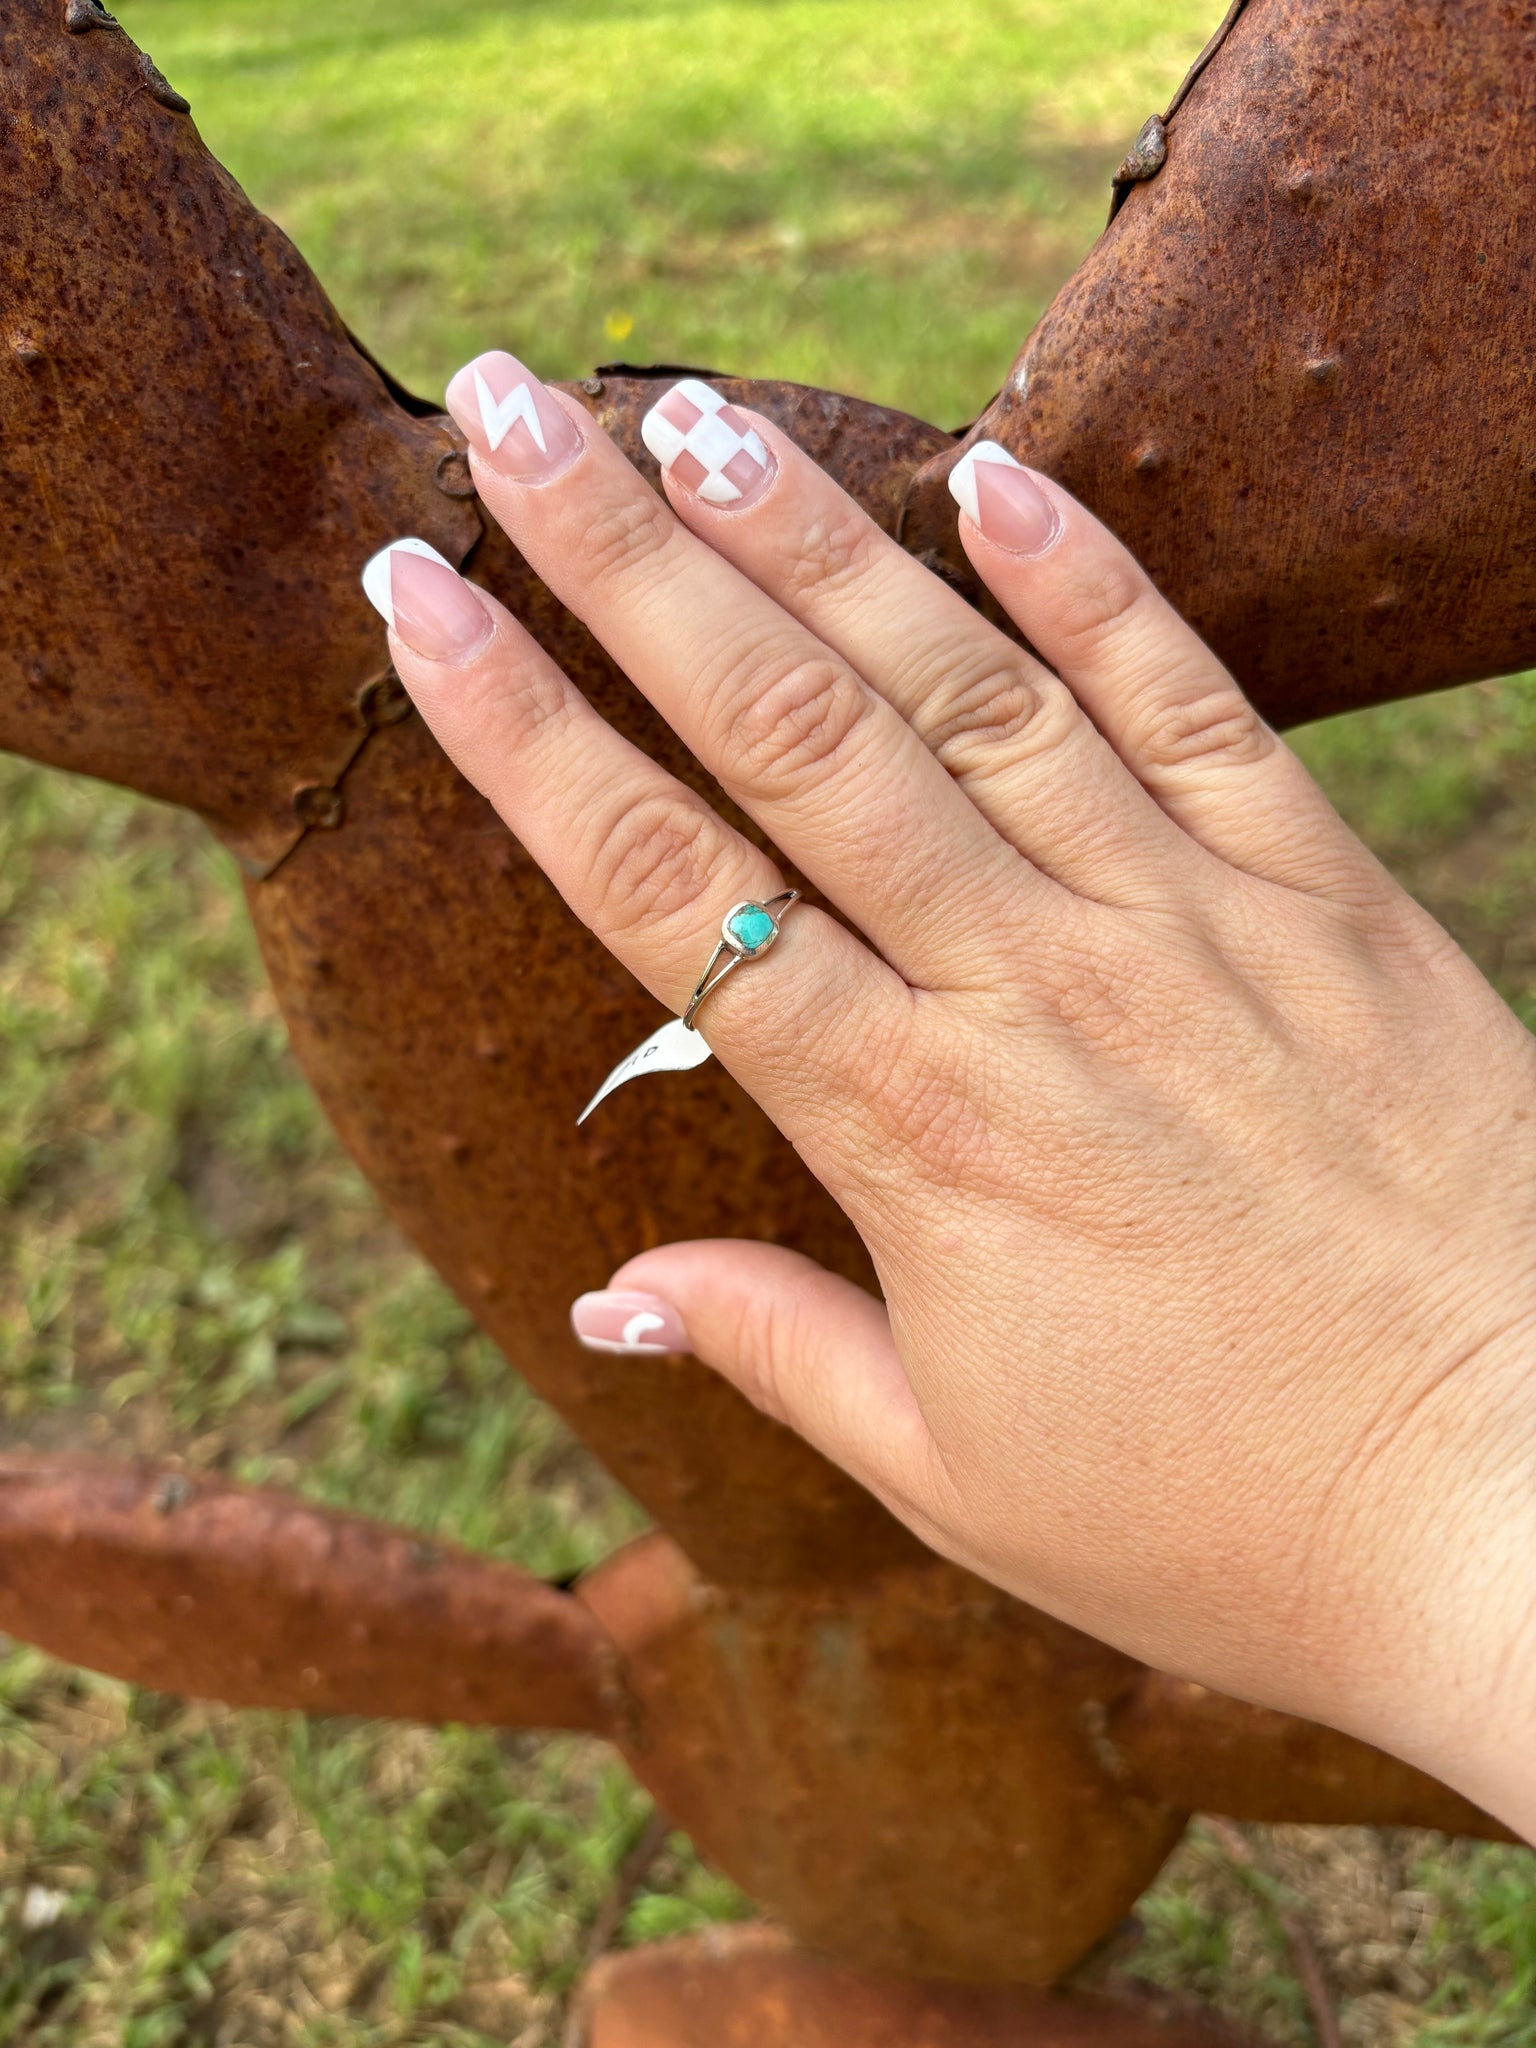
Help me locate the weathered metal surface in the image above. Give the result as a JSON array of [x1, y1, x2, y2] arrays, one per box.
[[0, 3, 480, 876], [577, 1927, 1264, 2048], [0, 1465, 1508, 1988], [577, 1533, 1185, 1983], [1107, 1673, 1517, 1841], [0, 0, 1530, 2014], [908, 0, 1536, 726], [0, 1456, 630, 1734]]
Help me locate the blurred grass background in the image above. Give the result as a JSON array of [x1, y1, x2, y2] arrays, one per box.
[[2, 0, 1534, 2043]]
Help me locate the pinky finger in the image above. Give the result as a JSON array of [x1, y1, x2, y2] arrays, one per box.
[[949, 446, 1394, 906]]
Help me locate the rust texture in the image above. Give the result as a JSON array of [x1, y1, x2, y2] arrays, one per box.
[[0, 1456, 629, 1735], [577, 1926, 1265, 2048], [1107, 1673, 1517, 1841], [907, 0, 1536, 726], [0, 0, 1530, 2025]]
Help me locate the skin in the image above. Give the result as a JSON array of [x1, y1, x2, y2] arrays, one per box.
[[378, 371, 1536, 1840]]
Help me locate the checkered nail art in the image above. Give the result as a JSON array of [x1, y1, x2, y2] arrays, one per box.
[[640, 379, 775, 507]]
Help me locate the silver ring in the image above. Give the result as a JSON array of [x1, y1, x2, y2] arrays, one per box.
[[683, 890, 801, 1030]]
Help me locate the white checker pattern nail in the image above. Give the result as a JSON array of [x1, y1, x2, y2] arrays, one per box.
[[641, 378, 770, 505]]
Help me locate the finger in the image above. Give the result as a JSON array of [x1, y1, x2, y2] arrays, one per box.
[[442, 354, 1047, 990], [949, 444, 1391, 902], [646, 389, 1208, 912], [573, 1240, 941, 1526], [364, 539, 905, 1137]]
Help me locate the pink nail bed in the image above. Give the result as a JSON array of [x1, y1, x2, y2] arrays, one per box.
[[640, 378, 776, 508], [360, 538, 493, 661], [947, 441, 1061, 557], [571, 1289, 689, 1356], [445, 350, 582, 480]]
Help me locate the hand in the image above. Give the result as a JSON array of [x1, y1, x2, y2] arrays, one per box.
[[369, 357, 1536, 1837]]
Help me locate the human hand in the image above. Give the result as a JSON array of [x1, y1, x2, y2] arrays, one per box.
[[369, 357, 1536, 1837]]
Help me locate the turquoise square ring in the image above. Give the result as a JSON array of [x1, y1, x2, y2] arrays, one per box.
[[682, 891, 801, 1031]]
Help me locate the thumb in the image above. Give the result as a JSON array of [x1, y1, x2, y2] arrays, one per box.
[[570, 1239, 931, 1510]]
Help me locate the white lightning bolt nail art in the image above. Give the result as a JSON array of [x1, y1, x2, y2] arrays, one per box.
[[473, 366, 548, 455]]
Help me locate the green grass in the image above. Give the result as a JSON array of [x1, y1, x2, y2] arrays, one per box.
[[3, 0, 1535, 2041]]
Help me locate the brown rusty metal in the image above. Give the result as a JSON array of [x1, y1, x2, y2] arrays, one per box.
[[907, 0, 1536, 727], [1, 0, 1532, 2024], [0, 4, 481, 878], [576, 1533, 1185, 1984], [0, 1455, 630, 1734], [576, 1926, 1264, 2048], [1106, 1673, 1518, 1841]]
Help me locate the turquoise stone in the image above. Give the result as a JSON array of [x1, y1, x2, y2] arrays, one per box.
[[725, 903, 777, 954]]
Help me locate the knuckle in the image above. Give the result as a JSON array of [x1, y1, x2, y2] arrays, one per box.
[[1133, 683, 1274, 775], [1048, 555, 1148, 656], [588, 793, 727, 936], [778, 508, 878, 603], [462, 646, 572, 753], [581, 488, 676, 586], [723, 655, 874, 794], [919, 656, 1079, 773]]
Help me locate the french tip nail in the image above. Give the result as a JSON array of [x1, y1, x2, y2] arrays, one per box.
[[361, 537, 453, 627]]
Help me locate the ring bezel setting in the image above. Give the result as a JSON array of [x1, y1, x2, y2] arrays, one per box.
[[683, 890, 800, 1029]]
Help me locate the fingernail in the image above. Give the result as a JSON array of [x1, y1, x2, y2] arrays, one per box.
[[640, 378, 776, 509], [361, 538, 494, 661], [445, 350, 582, 481], [571, 1289, 689, 1356], [948, 441, 1060, 556]]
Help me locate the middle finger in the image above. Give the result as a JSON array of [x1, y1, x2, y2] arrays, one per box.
[[445, 354, 1065, 990]]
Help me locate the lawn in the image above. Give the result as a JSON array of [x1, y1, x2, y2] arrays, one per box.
[[2, 0, 1535, 2043]]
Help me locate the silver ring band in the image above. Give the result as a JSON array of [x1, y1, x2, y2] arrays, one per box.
[[683, 891, 801, 1030]]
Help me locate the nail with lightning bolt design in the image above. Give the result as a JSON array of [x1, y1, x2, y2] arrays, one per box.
[[446, 350, 581, 481]]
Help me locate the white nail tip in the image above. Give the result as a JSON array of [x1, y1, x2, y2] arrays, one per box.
[[361, 537, 453, 628], [948, 439, 1024, 526]]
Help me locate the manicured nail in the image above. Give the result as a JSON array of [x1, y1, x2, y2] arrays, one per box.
[[361, 538, 493, 661], [948, 441, 1060, 556], [640, 379, 776, 509], [571, 1289, 689, 1356], [444, 350, 582, 481]]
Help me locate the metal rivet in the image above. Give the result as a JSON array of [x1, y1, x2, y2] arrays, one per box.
[[1303, 356, 1341, 385], [11, 338, 44, 367], [1370, 586, 1403, 613], [1112, 114, 1168, 188], [356, 665, 413, 729], [138, 51, 190, 112], [64, 0, 115, 30], [582, 376, 606, 397], [1133, 444, 1166, 474], [293, 783, 345, 829], [1286, 170, 1320, 206], [433, 447, 476, 499]]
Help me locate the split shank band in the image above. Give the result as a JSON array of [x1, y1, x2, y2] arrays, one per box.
[[683, 890, 801, 1030]]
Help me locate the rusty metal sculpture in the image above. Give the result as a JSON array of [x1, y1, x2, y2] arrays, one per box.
[[2, 0, 1532, 2038]]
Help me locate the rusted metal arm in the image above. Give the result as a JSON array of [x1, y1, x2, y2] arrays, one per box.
[[1105, 1670, 1515, 1842], [0, 1456, 629, 1735]]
